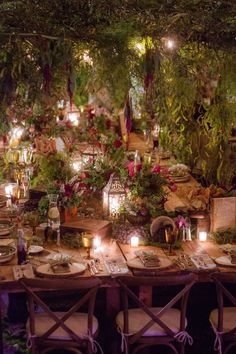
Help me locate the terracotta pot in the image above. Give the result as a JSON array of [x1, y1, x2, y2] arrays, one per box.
[[64, 206, 78, 222]]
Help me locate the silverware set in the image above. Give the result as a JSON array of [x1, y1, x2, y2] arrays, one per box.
[[87, 259, 103, 275]]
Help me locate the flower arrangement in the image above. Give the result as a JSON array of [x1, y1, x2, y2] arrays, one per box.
[[60, 177, 84, 209], [121, 161, 175, 218]]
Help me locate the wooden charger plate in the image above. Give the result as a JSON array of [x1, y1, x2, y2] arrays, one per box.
[[127, 256, 173, 271], [214, 256, 236, 268], [36, 262, 86, 278]]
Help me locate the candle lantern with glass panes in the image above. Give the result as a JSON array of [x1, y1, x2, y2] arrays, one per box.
[[103, 173, 126, 217]]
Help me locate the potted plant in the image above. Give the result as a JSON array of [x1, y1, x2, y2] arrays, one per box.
[[60, 178, 83, 222]]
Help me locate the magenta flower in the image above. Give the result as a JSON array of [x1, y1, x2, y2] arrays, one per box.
[[169, 183, 177, 192], [152, 165, 161, 174], [114, 139, 122, 148], [126, 160, 142, 177], [175, 215, 188, 229]]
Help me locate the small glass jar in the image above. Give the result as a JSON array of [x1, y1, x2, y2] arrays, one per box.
[[47, 194, 60, 246]]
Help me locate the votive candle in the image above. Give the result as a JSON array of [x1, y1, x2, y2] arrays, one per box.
[[199, 231, 207, 242], [131, 236, 139, 247], [93, 236, 102, 249]]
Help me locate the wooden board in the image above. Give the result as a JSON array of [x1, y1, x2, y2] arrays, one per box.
[[214, 256, 236, 268], [61, 218, 112, 237], [210, 197, 236, 232], [127, 256, 173, 271], [36, 262, 86, 278]]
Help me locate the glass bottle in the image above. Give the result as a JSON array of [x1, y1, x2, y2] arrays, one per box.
[[17, 229, 27, 265], [47, 194, 60, 246]]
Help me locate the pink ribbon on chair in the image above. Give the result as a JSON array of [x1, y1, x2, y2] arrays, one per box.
[[174, 331, 193, 345]]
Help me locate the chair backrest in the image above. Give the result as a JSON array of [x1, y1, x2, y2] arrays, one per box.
[[19, 277, 101, 344], [117, 273, 196, 343], [211, 272, 236, 334]]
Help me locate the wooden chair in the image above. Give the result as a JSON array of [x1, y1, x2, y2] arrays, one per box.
[[115, 273, 196, 354], [210, 272, 236, 354], [19, 277, 102, 354]]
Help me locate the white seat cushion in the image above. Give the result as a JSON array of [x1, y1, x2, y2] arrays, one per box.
[[27, 312, 99, 340], [116, 307, 187, 337], [210, 307, 236, 332]]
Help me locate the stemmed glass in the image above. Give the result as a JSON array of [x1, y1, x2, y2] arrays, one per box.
[[21, 174, 30, 199], [82, 233, 94, 259], [165, 226, 176, 255]]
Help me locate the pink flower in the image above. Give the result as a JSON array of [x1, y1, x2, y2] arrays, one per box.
[[126, 160, 142, 177], [152, 165, 161, 174], [64, 184, 73, 198], [114, 139, 122, 148], [105, 119, 112, 129], [169, 183, 177, 192], [175, 215, 188, 229]]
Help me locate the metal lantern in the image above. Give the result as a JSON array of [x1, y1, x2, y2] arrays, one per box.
[[82, 145, 102, 165], [103, 173, 126, 217], [71, 152, 83, 172]]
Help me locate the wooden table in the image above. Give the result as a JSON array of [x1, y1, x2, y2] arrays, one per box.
[[0, 238, 233, 354]]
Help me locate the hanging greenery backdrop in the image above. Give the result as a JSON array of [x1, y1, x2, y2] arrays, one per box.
[[0, 0, 235, 184]]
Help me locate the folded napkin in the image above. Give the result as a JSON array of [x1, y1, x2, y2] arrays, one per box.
[[51, 263, 71, 274], [49, 256, 72, 274], [138, 253, 160, 267]]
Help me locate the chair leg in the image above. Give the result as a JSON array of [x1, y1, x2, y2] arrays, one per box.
[[178, 341, 185, 354], [224, 342, 236, 354]]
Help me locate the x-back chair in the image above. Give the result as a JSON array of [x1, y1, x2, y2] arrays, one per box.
[[115, 273, 197, 354], [210, 272, 236, 354], [20, 277, 102, 354]]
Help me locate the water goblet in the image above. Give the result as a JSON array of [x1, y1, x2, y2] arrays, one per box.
[[82, 233, 94, 259], [165, 226, 176, 255]]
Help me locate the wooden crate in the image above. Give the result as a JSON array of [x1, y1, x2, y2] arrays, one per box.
[[210, 197, 236, 232], [60, 218, 112, 237]]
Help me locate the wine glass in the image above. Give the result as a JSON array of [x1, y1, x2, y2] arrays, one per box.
[[165, 226, 176, 255]]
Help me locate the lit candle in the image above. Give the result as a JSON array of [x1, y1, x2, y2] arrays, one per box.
[[131, 236, 139, 247], [199, 231, 207, 242], [93, 236, 101, 249], [5, 184, 14, 208]]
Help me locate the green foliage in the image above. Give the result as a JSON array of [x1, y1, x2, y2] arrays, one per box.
[[154, 44, 236, 184], [210, 228, 236, 244], [33, 152, 72, 189]]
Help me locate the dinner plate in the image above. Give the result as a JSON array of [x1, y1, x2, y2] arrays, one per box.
[[214, 256, 236, 267], [0, 195, 6, 208], [28, 245, 44, 254], [171, 174, 191, 183], [0, 219, 15, 236], [0, 245, 16, 263], [36, 262, 87, 278], [127, 256, 173, 271]]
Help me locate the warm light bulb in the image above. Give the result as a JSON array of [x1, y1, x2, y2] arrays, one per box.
[[166, 39, 175, 49]]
